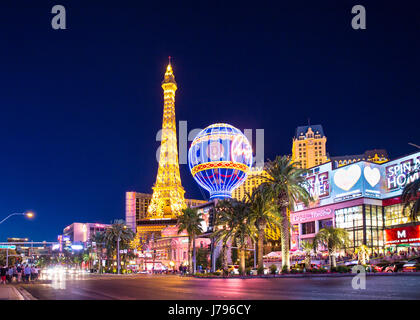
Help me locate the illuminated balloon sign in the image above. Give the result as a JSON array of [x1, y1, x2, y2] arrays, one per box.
[[188, 123, 253, 199]]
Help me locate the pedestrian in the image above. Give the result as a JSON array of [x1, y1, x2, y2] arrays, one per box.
[[7, 266, 14, 283], [24, 265, 31, 282], [16, 265, 22, 282], [31, 265, 36, 281], [0, 265, 6, 284], [13, 266, 18, 282]]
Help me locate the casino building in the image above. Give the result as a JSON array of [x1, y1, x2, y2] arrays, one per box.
[[290, 151, 420, 254]]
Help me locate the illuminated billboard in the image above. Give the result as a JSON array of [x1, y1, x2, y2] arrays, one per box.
[[383, 153, 420, 199], [294, 151, 420, 212]]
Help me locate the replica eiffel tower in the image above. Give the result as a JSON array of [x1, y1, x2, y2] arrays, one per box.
[[136, 59, 187, 237]]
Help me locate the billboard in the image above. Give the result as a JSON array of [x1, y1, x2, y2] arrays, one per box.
[[383, 153, 420, 199], [332, 162, 382, 202], [294, 151, 420, 212], [385, 225, 420, 245]]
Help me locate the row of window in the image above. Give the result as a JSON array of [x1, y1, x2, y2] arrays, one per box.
[[299, 204, 409, 249]]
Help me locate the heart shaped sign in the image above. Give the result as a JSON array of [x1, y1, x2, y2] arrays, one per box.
[[333, 164, 361, 191], [364, 166, 381, 188]]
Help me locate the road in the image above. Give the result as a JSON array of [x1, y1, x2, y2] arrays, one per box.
[[17, 273, 420, 300]]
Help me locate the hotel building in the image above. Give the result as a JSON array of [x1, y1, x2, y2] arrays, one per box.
[[62, 222, 111, 244], [290, 151, 420, 254], [292, 125, 329, 169]]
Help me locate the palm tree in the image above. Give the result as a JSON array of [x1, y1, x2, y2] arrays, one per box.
[[211, 200, 232, 275], [354, 244, 370, 265], [91, 231, 105, 273], [260, 155, 311, 271], [246, 184, 280, 270], [313, 227, 349, 268], [401, 169, 420, 222], [212, 199, 256, 275], [301, 240, 313, 270], [177, 207, 204, 274], [103, 220, 135, 272]]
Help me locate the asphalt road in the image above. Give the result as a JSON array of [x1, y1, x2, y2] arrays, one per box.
[[17, 273, 420, 300]]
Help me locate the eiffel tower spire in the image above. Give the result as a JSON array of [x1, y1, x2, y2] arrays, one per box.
[[147, 59, 186, 218]]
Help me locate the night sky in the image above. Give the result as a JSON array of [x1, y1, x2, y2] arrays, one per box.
[[0, 1, 419, 241]]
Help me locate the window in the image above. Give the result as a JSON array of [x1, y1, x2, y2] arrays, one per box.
[[319, 219, 332, 229], [384, 203, 412, 226], [302, 221, 315, 235]]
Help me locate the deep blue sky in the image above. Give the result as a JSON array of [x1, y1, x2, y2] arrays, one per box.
[[0, 1, 419, 241]]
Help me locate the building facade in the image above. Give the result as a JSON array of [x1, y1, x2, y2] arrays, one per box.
[[231, 165, 270, 201], [62, 222, 111, 244], [291, 151, 420, 254], [292, 125, 329, 169], [330, 149, 389, 168]]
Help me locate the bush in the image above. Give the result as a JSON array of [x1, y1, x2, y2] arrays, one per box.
[[269, 264, 277, 275], [332, 266, 351, 273], [281, 265, 289, 274]]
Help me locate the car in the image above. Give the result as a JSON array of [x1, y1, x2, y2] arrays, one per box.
[[371, 261, 391, 272], [228, 265, 239, 275], [344, 260, 359, 266], [402, 257, 420, 272], [383, 261, 407, 273], [250, 267, 270, 275], [290, 263, 321, 272]]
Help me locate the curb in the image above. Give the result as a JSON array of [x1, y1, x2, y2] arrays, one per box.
[[10, 286, 24, 300], [193, 272, 420, 279], [15, 286, 38, 300]]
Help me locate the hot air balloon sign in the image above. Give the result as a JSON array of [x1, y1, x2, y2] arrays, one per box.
[[188, 123, 253, 199]]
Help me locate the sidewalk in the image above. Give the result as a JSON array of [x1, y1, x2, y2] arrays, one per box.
[[0, 285, 24, 300]]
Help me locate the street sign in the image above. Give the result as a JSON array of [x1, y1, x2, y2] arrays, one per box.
[[0, 245, 16, 250]]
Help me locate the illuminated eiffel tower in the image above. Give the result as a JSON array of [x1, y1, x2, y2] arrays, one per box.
[[146, 59, 186, 219]]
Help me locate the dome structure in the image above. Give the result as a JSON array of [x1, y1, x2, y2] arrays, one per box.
[[188, 123, 253, 199]]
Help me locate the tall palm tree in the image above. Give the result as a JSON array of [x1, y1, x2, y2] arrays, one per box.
[[301, 240, 313, 270], [260, 155, 311, 271], [401, 169, 420, 223], [212, 199, 256, 275], [313, 227, 349, 268], [246, 184, 280, 270], [103, 220, 135, 272], [177, 207, 204, 274]]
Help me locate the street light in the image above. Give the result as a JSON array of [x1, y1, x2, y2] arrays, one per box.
[[117, 225, 127, 275], [408, 142, 420, 150], [0, 211, 34, 225]]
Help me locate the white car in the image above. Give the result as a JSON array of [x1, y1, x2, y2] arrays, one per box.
[[250, 268, 270, 275]]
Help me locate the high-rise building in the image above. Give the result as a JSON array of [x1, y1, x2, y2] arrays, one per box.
[[292, 125, 329, 169], [126, 192, 206, 232], [146, 60, 186, 219], [62, 222, 111, 244], [231, 165, 269, 201]]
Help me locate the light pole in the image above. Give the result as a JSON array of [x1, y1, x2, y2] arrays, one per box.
[[0, 211, 34, 225], [408, 142, 420, 150], [117, 226, 126, 275]]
